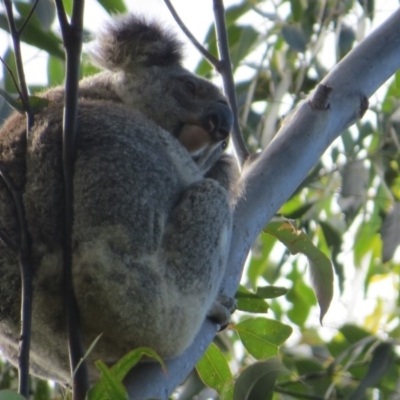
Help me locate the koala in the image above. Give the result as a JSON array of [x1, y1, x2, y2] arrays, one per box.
[[0, 15, 236, 385]]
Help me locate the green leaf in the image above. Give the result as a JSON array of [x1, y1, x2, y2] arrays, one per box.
[[235, 318, 292, 360], [196, 343, 233, 400], [88, 347, 165, 400], [235, 286, 269, 313], [92, 361, 128, 400], [264, 220, 334, 323], [340, 324, 371, 344], [290, 0, 305, 22], [256, 286, 288, 299], [96, 0, 127, 14], [0, 391, 26, 400], [233, 358, 287, 400], [286, 272, 316, 327], [33, 380, 51, 400], [47, 56, 65, 86], [2, 48, 18, 93], [110, 347, 166, 380]]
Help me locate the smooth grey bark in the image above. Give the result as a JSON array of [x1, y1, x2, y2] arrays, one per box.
[[125, 7, 400, 400]]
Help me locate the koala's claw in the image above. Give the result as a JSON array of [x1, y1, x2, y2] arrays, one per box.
[[207, 294, 236, 331]]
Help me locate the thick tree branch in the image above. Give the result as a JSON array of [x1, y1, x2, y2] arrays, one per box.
[[54, 0, 89, 399], [124, 7, 400, 400]]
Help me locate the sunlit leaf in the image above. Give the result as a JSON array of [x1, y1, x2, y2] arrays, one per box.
[[235, 318, 292, 360], [88, 347, 165, 400], [92, 361, 128, 400], [196, 343, 233, 399]]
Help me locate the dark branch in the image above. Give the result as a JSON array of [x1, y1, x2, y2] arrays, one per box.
[[0, 162, 32, 399], [163, 0, 221, 68], [212, 0, 249, 166], [2, 2, 36, 397], [54, 0, 90, 398], [0, 56, 24, 102], [3, 0, 33, 129], [18, 0, 39, 36]]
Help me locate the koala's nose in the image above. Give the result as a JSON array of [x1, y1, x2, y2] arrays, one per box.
[[206, 101, 233, 142]]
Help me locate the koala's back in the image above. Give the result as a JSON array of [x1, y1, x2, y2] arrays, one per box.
[[0, 98, 206, 383]]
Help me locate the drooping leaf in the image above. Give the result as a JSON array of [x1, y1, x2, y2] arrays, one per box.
[[349, 342, 394, 399], [196, 342, 233, 400], [264, 220, 334, 322], [235, 318, 292, 360]]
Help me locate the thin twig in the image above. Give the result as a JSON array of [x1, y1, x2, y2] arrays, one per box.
[[163, 0, 221, 68], [18, 0, 39, 35], [3, 0, 33, 129], [0, 162, 32, 399], [2, 2, 36, 397], [212, 0, 249, 166], [0, 56, 24, 101], [54, 1, 89, 399]]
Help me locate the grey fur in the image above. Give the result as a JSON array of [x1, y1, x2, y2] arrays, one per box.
[[0, 14, 236, 385]]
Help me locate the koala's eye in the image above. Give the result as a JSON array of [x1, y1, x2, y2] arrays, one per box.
[[185, 80, 196, 96]]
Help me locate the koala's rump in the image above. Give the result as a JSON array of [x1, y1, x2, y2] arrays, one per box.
[[0, 100, 205, 383]]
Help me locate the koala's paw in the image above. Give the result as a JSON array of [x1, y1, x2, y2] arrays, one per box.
[[207, 294, 236, 331]]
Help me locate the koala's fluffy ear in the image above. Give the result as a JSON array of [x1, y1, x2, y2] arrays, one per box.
[[90, 14, 183, 71]]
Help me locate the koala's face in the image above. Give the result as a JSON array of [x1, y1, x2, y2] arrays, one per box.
[[114, 66, 233, 172], [91, 15, 233, 173]]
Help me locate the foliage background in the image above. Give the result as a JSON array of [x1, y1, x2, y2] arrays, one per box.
[[0, 0, 400, 399]]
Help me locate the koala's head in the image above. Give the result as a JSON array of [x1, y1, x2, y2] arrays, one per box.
[[90, 14, 233, 173]]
